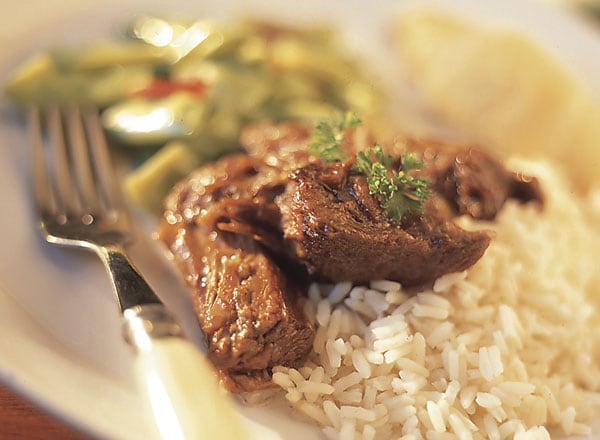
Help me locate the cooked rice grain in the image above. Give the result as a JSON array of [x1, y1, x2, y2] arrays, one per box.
[[266, 161, 600, 438]]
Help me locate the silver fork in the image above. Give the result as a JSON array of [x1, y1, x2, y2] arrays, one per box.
[[28, 105, 244, 440], [30, 105, 164, 313]]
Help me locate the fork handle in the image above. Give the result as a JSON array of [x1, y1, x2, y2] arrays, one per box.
[[101, 245, 246, 439], [98, 244, 163, 312], [123, 304, 245, 440]]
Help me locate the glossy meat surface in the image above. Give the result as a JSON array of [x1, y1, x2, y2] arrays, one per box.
[[278, 161, 492, 285], [159, 154, 313, 392]]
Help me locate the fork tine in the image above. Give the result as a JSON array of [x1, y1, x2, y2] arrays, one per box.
[[28, 106, 57, 219], [82, 108, 127, 216], [65, 106, 101, 217], [47, 105, 81, 217]]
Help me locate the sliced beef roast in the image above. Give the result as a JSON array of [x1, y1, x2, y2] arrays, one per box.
[[402, 138, 544, 221], [159, 154, 314, 392], [277, 160, 492, 285]]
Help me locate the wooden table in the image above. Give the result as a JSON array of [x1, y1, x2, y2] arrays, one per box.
[[0, 384, 86, 439]]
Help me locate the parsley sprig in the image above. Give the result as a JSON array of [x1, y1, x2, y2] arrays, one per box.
[[309, 111, 361, 163], [309, 111, 430, 221], [353, 146, 430, 221]]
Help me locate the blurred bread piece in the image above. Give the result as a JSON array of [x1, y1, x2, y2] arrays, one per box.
[[392, 11, 600, 190]]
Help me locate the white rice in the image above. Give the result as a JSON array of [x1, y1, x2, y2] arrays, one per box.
[[267, 160, 600, 439]]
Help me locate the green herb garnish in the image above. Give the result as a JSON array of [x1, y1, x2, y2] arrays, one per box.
[[310, 112, 430, 221], [353, 145, 430, 221], [309, 111, 361, 163]]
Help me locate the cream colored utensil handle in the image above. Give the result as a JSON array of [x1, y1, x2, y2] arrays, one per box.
[[124, 305, 245, 440]]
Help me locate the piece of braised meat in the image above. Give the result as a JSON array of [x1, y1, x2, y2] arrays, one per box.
[[277, 160, 492, 285], [402, 138, 544, 221], [159, 154, 314, 392], [277, 135, 543, 285]]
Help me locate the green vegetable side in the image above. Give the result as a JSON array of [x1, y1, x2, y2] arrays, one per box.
[[7, 15, 384, 214]]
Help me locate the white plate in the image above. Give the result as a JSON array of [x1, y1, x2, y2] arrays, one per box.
[[1, 1, 600, 439]]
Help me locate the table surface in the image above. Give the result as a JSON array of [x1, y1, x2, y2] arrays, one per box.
[[0, 385, 86, 439]]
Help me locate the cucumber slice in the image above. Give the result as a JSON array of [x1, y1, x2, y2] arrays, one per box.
[[124, 141, 199, 215]]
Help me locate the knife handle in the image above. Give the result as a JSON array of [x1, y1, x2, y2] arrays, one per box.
[[123, 304, 245, 440]]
